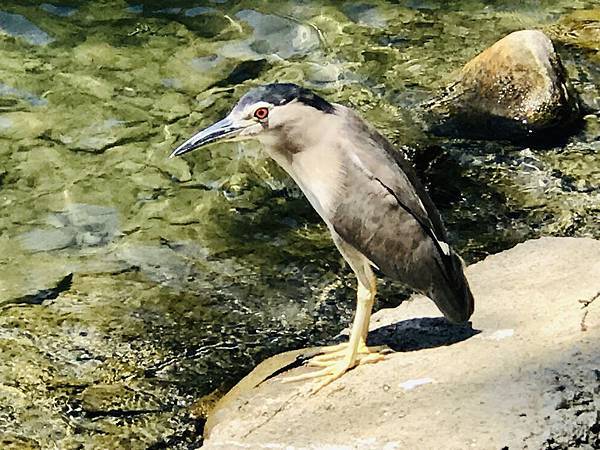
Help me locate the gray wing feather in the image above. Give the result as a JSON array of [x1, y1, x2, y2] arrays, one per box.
[[330, 107, 474, 323]]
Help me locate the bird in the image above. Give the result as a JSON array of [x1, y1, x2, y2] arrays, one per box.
[[170, 83, 474, 392]]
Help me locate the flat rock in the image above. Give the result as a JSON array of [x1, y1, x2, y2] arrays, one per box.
[[203, 237, 600, 449], [423, 30, 581, 140]]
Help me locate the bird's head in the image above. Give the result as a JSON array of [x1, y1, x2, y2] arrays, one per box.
[[169, 83, 336, 158]]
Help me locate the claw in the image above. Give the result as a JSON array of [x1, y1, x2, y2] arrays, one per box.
[[283, 345, 388, 393], [311, 343, 390, 363]]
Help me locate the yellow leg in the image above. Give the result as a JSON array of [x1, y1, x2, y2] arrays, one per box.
[[283, 272, 389, 393]]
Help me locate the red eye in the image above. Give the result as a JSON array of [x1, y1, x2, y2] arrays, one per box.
[[254, 107, 269, 120]]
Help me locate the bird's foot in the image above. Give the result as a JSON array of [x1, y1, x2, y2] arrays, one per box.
[[283, 343, 390, 394], [310, 342, 390, 365]]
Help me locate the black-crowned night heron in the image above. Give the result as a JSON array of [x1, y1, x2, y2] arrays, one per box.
[[170, 83, 474, 392]]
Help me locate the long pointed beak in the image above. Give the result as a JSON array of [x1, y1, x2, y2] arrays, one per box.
[[169, 116, 242, 158]]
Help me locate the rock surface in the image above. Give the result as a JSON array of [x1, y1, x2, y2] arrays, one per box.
[[423, 30, 581, 140], [203, 237, 600, 449]]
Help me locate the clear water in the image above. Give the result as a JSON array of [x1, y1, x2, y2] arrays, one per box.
[[0, 0, 598, 447]]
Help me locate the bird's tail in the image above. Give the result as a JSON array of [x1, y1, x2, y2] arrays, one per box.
[[428, 250, 474, 324]]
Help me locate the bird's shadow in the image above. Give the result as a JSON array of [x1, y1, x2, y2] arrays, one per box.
[[364, 316, 480, 352], [265, 317, 480, 381]]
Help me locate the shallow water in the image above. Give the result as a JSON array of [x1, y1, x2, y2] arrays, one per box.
[[0, 0, 598, 447]]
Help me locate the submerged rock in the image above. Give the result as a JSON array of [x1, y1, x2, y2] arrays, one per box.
[[0, 82, 48, 107], [203, 237, 600, 449], [0, 111, 48, 140], [0, 11, 54, 46], [54, 117, 150, 153], [40, 3, 77, 17], [20, 203, 119, 252], [343, 4, 388, 29], [232, 9, 321, 59], [423, 30, 581, 140]]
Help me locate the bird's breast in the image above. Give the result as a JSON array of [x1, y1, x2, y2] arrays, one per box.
[[269, 143, 346, 223]]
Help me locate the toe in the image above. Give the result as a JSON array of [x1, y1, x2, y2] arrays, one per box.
[[281, 367, 330, 383]]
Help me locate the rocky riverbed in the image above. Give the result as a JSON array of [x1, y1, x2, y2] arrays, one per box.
[[0, 1, 599, 447]]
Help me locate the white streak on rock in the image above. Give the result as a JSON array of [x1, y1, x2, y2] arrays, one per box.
[[486, 329, 514, 340], [399, 377, 435, 390]]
